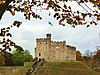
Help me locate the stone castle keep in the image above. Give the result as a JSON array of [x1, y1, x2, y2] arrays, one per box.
[[35, 34, 76, 62]]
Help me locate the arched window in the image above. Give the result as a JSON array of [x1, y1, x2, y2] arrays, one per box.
[[39, 53, 41, 56]]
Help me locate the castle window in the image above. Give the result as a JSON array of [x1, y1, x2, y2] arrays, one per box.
[[39, 53, 41, 56], [40, 43, 41, 44], [71, 52, 73, 54], [46, 43, 47, 44], [56, 47, 59, 49]]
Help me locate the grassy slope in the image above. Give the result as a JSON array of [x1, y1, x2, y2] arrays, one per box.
[[94, 63, 100, 72], [0, 62, 33, 75], [0, 67, 20, 75], [35, 61, 99, 75], [13, 62, 33, 75]]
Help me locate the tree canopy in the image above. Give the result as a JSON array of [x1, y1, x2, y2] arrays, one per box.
[[0, 0, 100, 27], [90, 50, 100, 68], [0, 51, 5, 66], [12, 49, 33, 66], [76, 51, 86, 63]]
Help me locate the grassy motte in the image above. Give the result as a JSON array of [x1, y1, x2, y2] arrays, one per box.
[[35, 61, 99, 75]]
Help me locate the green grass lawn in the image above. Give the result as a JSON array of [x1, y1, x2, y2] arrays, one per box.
[[13, 62, 33, 75], [94, 69, 100, 72], [0, 62, 33, 75], [0, 61, 99, 75], [35, 61, 99, 75], [0, 67, 20, 75]]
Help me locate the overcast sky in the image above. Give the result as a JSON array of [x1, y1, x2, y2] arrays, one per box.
[[0, 1, 100, 57]]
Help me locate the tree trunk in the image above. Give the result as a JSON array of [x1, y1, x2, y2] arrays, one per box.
[[0, 0, 12, 20]]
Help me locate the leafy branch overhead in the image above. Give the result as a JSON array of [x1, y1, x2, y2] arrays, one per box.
[[0, 0, 100, 27], [0, 21, 22, 52]]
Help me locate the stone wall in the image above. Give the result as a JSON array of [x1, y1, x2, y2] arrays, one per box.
[[50, 44, 66, 62]]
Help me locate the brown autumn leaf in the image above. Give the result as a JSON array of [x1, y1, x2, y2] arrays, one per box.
[[59, 21, 62, 25], [72, 25, 75, 28], [87, 25, 90, 27], [64, 4, 67, 9], [84, 0, 88, 2], [11, 11, 15, 16], [78, 22, 82, 25], [46, 6, 49, 10], [0, 0, 3, 4], [6, 27, 10, 29], [68, 6, 71, 9], [92, 21, 97, 25], [83, 22, 87, 25], [77, 11, 79, 14], [93, 0, 100, 5], [23, 9, 29, 14], [6, 33, 12, 37], [67, 18, 73, 24], [97, 17, 100, 20], [12, 5, 15, 8]]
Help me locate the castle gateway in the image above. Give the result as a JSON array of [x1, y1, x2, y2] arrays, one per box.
[[35, 34, 76, 62]]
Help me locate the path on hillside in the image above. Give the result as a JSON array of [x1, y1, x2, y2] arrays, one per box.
[[25, 58, 45, 75]]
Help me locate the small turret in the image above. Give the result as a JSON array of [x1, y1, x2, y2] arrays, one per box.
[[46, 34, 51, 39]]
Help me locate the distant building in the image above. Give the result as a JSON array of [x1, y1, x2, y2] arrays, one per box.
[[35, 34, 76, 62]]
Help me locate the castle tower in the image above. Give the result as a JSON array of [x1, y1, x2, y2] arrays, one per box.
[[46, 34, 51, 40], [46, 34, 51, 61], [35, 34, 52, 61]]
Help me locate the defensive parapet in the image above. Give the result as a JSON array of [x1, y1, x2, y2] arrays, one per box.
[[51, 41, 66, 45], [36, 38, 48, 41], [66, 45, 76, 51], [71, 46, 76, 51], [36, 34, 51, 42]]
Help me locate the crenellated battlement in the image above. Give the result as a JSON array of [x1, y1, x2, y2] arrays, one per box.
[[66, 45, 76, 51], [53, 41, 64, 43], [71, 46, 76, 50], [66, 45, 72, 48], [51, 41, 66, 45], [36, 38, 49, 41], [52, 41, 66, 43], [36, 34, 51, 42]]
